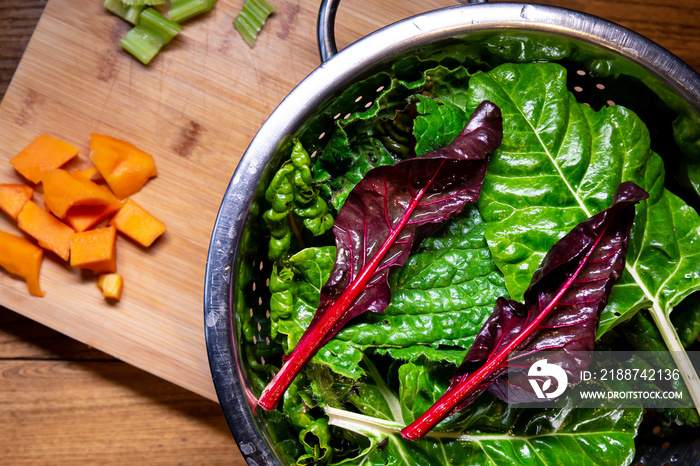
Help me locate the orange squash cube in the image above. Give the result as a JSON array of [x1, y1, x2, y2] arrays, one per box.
[[64, 203, 123, 232], [97, 273, 123, 301], [42, 168, 122, 219], [0, 230, 44, 297], [70, 166, 100, 181], [10, 134, 79, 184], [90, 134, 157, 199], [110, 198, 166, 247], [0, 183, 33, 220], [17, 201, 75, 261], [70, 225, 117, 274]]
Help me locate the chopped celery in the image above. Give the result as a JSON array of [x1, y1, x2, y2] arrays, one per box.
[[122, 0, 166, 5], [103, 0, 144, 25], [168, 0, 217, 23], [234, 0, 276, 48], [119, 8, 183, 65]]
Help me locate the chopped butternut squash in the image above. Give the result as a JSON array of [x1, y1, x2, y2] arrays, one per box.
[[70, 225, 117, 274], [110, 198, 166, 247], [97, 273, 123, 301], [17, 201, 75, 261], [70, 166, 100, 181], [42, 168, 122, 219], [10, 134, 79, 184], [0, 183, 33, 220], [64, 203, 123, 232], [90, 133, 157, 199], [0, 230, 44, 297], [2, 132, 165, 299]]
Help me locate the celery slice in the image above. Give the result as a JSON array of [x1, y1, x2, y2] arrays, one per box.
[[122, 0, 166, 5], [168, 0, 217, 24], [119, 8, 183, 65], [103, 0, 144, 25], [234, 0, 276, 48]]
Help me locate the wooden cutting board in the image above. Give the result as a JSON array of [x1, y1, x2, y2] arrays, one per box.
[[0, 0, 459, 401]]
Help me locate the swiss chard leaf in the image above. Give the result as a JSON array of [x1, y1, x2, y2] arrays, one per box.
[[420, 65, 472, 110], [269, 206, 508, 376], [314, 127, 398, 213], [401, 182, 646, 439], [617, 310, 700, 426], [295, 357, 642, 466], [467, 62, 700, 410], [326, 359, 641, 466], [282, 373, 334, 465], [257, 101, 503, 410], [337, 206, 507, 364], [313, 64, 475, 213], [270, 247, 365, 379], [412, 94, 467, 156], [263, 139, 334, 260], [671, 291, 700, 348], [673, 112, 700, 198]]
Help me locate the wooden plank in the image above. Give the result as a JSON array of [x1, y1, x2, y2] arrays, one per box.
[[0, 357, 244, 465], [0, 300, 246, 463], [0, 1, 45, 97]]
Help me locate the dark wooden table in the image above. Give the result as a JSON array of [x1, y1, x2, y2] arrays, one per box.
[[1, 0, 698, 464]]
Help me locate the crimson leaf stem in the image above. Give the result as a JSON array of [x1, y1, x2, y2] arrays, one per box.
[[401, 223, 607, 440], [256, 101, 504, 411], [258, 161, 445, 411]]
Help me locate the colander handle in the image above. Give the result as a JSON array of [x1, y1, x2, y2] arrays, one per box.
[[317, 0, 489, 62]]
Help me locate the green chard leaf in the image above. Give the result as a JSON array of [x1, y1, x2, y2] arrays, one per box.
[[466, 62, 700, 408], [311, 64, 475, 214], [314, 126, 397, 213], [326, 359, 642, 466], [283, 373, 334, 465], [412, 94, 467, 156], [420, 65, 472, 110], [673, 112, 700, 199], [335, 206, 506, 364], [671, 291, 700, 348], [618, 310, 700, 426], [263, 139, 334, 260], [270, 246, 364, 379]]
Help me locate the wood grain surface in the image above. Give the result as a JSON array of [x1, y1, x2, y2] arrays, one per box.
[[1, 308, 242, 465], [1, 0, 699, 464]]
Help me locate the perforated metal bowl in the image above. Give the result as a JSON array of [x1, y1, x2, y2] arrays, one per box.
[[204, 2, 700, 465]]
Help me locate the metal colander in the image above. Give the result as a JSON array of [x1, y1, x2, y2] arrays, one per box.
[[204, 1, 700, 465]]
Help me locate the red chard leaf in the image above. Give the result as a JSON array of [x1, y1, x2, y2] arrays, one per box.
[[257, 101, 503, 411], [401, 181, 649, 440]]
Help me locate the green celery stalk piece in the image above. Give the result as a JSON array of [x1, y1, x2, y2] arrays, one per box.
[[119, 8, 183, 65], [122, 0, 165, 5], [103, 0, 144, 25], [234, 0, 276, 48], [168, 0, 217, 24]]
